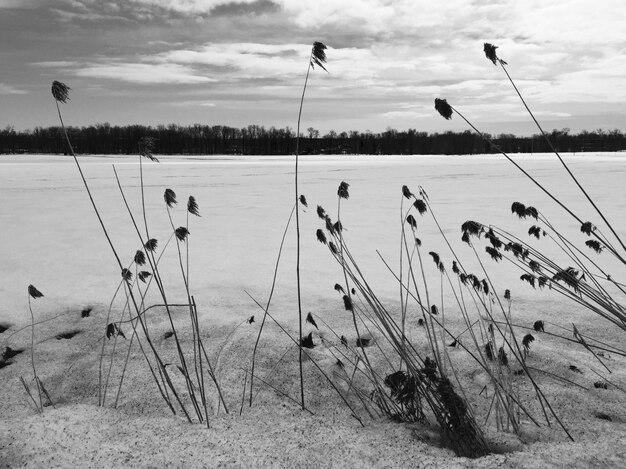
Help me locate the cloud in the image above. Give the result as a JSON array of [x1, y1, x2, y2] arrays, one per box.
[[210, 0, 279, 16], [31, 61, 80, 68], [0, 83, 27, 95], [76, 62, 215, 84]]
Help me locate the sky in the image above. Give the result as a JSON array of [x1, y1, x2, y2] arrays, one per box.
[[1, 0, 625, 135]]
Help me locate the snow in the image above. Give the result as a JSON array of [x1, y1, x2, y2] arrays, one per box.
[[1, 152, 625, 468]]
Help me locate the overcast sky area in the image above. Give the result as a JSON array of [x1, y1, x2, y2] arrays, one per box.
[[1, 0, 625, 135]]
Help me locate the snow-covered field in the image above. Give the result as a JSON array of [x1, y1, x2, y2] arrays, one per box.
[[1, 152, 624, 326], [1, 152, 625, 468]]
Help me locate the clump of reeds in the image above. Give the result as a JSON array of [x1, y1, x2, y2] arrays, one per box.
[[50, 81, 226, 425], [432, 43, 626, 345]]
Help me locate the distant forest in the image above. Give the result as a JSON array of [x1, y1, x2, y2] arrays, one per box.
[[2, 124, 625, 155]]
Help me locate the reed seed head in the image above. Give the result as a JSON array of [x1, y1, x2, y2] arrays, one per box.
[[428, 251, 440, 266], [356, 337, 371, 347], [520, 273, 536, 288], [325, 215, 335, 234], [528, 225, 542, 239], [51, 81, 71, 103], [316, 205, 326, 219], [337, 181, 350, 199], [413, 199, 427, 215], [175, 226, 190, 242], [299, 194, 308, 207], [486, 228, 503, 249], [144, 238, 158, 252], [552, 267, 582, 292], [406, 214, 417, 230], [498, 347, 508, 367], [329, 241, 338, 254], [138, 271, 152, 283], [483, 43, 499, 65], [134, 250, 146, 266], [164, 188, 177, 208], [529, 260, 541, 272], [301, 332, 315, 348], [533, 320, 545, 332], [585, 239, 603, 253], [334, 283, 345, 294], [121, 268, 133, 282], [434, 98, 453, 120], [316, 229, 327, 245], [504, 289, 510, 300], [485, 246, 502, 261], [28, 285, 44, 299], [522, 333, 535, 352], [580, 222, 595, 235], [138, 136, 158, 162], [311, 41, 328, 72], [306, 312, 319, 330], [342, 294, 353, 311], [402, 185, 413, 199], [187, 196, 200, 217]]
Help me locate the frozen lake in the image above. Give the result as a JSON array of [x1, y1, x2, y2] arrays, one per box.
[[1, 153, 624, 327]]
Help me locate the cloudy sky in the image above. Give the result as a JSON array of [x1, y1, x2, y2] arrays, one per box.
[[1, 0, 625, 135]]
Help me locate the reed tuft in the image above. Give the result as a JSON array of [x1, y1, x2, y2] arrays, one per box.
[[138, 136, 158, 162], [434, 98, 453, 120], [51, 81, 71, 103], [342, 295, 353, 311], [187, 196, 200, 217], [306, 312, 319, 329], [28, 285, 44, 299], [175, 226, 190, 242], [164, 188, 177, 208], [337, 181, 350, 199], [316, 229, 327, 245], [144, 238, 158, 252], [311, 41, 328, 72], [483, 43, 501, 65], [134, 250, 146, 266]]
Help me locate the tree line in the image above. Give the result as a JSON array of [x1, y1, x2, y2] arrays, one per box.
[[1, 123, 625, 155]]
